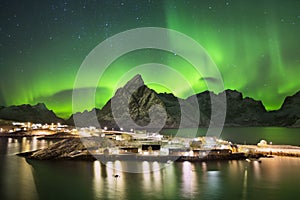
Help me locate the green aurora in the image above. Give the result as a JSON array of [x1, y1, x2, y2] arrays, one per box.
[[0, 0, 299, 118]]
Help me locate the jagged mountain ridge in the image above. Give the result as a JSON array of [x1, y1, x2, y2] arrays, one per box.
[[67, 74, 300, 128], [0, 103, 64, 123], [0, 75, 299, 127], [269, 91, 300, 126], [69, 75, 181, 128]]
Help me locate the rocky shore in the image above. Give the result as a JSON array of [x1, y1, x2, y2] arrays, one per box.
[[16, 138, 274, 162], [18, 138, 95, 161]]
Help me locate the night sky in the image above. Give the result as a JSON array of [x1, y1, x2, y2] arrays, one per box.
[[1, 0, 299, 118]]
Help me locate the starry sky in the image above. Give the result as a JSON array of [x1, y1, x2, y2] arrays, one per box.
[[0, 0, 300, 118]]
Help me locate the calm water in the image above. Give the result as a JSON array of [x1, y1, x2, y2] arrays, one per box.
[[0, 127, 300, 200], [161, 127, 300, 146]]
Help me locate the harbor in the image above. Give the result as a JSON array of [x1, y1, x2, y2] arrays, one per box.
[[1, 121, 300, 161]]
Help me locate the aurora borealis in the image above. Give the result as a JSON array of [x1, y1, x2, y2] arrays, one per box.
[[0, 0, 300, 118]]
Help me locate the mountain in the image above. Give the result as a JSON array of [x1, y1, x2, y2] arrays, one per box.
[[68, 75, 181, 129], [66, 74, 300, 128], [2, 75, 299, 127], [0, 103, 63, 123], [220, 90, 267, 126], [271, 91, 300, 126], [67, 108, 101, 128]]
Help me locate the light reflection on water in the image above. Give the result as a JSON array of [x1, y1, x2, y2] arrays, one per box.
[[6, 137, 48, 155], [1, 137, 49, 200], [242, 169, 248, 200], [1, 137, 300, 200], [181, 161, 198, 199], [93, 161, 102, 199]]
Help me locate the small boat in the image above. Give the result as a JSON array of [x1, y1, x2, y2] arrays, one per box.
[[113, 174, 120, 178]]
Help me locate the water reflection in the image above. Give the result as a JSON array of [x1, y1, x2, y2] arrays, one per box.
[[152, 161, 162, 192], [93, 161, 102, 199], [102, 161, 125, 199], [1, 137, 39, 200], [140, 161, 162, 195], [5, 137, 48, 155], [206, 170, 221, 198], [162, 161, 177, 197], [2, 137, 300, 200], [252, 160, 261, 179], [142, 161, 151, 192], [17, 158, 38, 200], [92, 160, 289, 199], [181, 161, 198, 199], [242, 169, 248, 200]]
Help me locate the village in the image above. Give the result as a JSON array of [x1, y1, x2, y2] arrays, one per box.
[[2, 121, 300, 161]]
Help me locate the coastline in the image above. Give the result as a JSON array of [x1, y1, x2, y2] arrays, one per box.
[[2, 128, 299, 162], [15, 137, 300, 162], [239, 144, 300, 157], [18, 150, 249, 163]]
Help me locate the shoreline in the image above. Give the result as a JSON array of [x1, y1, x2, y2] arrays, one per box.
[[18, 148, 299, 163], [16, 139, 300, 162], [18, 151, 250, 162], [239, 144, 300, 157], [3, 133, 299, 161]]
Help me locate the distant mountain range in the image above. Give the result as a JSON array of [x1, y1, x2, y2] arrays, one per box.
[[0, 74, 299, 128], [0, 103, 64, 124]]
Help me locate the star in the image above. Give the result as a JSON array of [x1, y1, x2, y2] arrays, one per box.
[[0, 0, 299, 116]]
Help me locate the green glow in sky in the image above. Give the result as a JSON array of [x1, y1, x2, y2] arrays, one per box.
[[0, 0, 299, 118]]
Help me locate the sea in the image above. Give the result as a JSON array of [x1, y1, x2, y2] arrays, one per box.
[[0, 127, 300, 200]]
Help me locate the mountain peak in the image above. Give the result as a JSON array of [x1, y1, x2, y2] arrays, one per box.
[[130, 74, 144, 83], [34, 103, 47, 110], [123, 74, 145, 92]]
